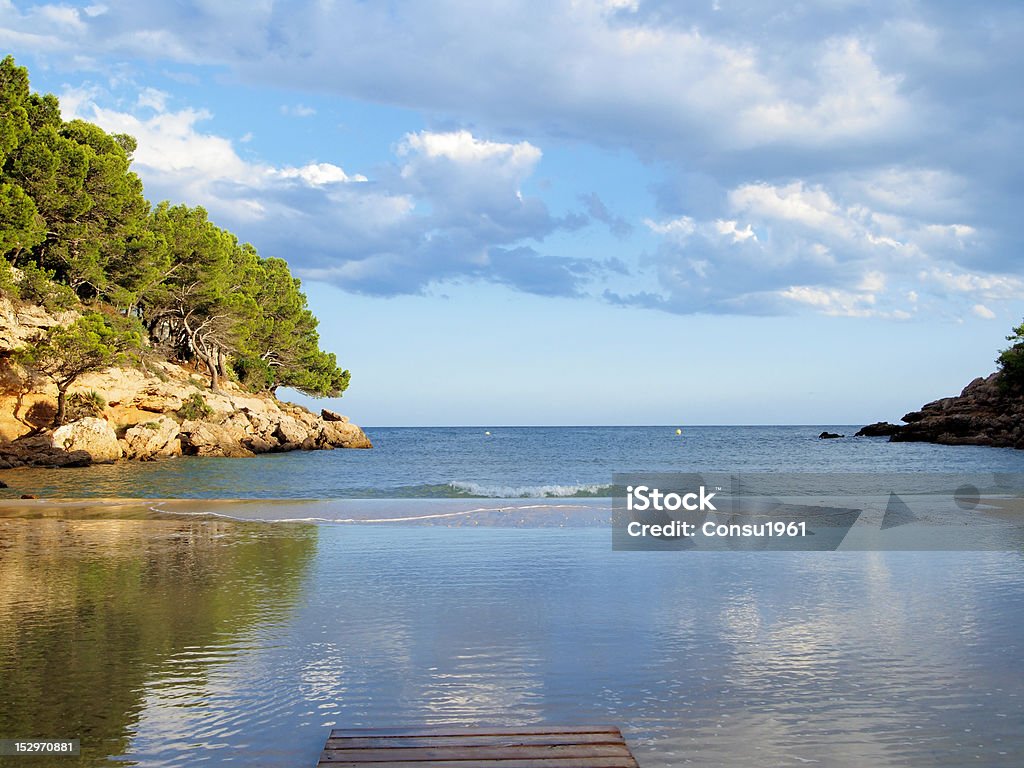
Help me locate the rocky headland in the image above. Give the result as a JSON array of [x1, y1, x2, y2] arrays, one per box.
[[0, 297, 370, 469], [856, 371, 1024, 448]]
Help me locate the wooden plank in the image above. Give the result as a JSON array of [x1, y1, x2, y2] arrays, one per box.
[[327, 734, 625, 749], [330, 726, 621, 738], [320, 760, 637, 768], [319, 744, 633, 762], [318, 725, 638, 768]]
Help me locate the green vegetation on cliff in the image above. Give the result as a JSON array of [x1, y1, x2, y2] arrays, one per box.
[[0, 55, 350, 404], [997, 320, 1024, 392]]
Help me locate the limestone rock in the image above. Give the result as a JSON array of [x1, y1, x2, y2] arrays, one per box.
[[275, 414, 311, 445], [320, 419, 373, 449], [178, 420, 255, 458], [122, 417, 182, 460], [321, 409, 349, 423], [0, 296, 77, 351], [0, 433, 92, 468], [51, 417, 122, 463], [818, 431, 844, 439]]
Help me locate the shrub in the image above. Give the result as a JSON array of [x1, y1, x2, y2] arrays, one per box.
[[177, 392, 213, 421], [66, 390, 106, 420]]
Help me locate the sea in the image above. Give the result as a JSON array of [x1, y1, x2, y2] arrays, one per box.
[[1, 425, 1023, 767]]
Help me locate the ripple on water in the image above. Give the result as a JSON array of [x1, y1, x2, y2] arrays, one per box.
[[1, 520, 1023, 766]]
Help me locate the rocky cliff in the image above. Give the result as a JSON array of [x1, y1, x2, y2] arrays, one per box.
[[856, 372, 1024, 448], [0, 297, 371, 468]]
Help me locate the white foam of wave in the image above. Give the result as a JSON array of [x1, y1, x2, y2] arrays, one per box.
[[449, 481, 612, 498], [147, 500, 603, 525]]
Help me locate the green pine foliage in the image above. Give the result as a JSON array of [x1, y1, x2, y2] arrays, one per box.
[[997, 321, 1024, 392], [0, 56, 350, 399]]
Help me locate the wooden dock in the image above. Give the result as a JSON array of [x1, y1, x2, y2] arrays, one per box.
[[317, 725, 638, 767]]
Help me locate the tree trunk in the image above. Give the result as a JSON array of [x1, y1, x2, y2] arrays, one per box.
[[206, 356, 220, 392], [218, 348, 230, 381], [54, 386, 68, 427]]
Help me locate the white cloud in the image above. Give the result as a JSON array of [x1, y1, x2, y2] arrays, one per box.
[[272, 163, 367, 185], [60, 89, 368, 222], [857, 271, 886, 292], [399, 130, 541, 173], [972, 304, 996, 320], [920, 269, 1024, 301], [644, 216, 695, 238], [0, 1, 927, 158], [136, 87, 168, 112], [55, 88, 598, 296], [629, 172, 1013, 317], [37, 4, 85, 30], [737, 37, 911, 147], [714, 219, 757, 243], [6, 0, 1023, 315], [730, 181, 850, 234]]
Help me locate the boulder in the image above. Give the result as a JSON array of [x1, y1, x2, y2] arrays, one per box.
[[122, 417, 182, 460], [0, 433, 92, 468], [320, 419, 373, 449], [818, 431, 844, 439], [854, 422, 902, 437], [241, 408, 277, 442], [321, 409, 349, 423], [135, 394, 184, 413], [178, 420, 255, 458], [275, 414, 311, 445], [51, 417, 123, 463]]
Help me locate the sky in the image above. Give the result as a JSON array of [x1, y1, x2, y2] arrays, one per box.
[[2, 0, 1023, 425]]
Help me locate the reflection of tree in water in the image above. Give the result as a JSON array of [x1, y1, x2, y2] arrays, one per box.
[[0, 518, 317, 766]]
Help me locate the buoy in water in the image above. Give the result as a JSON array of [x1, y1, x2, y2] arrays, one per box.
[[485, 431, 491, 436], [676, 428, 682, 435]]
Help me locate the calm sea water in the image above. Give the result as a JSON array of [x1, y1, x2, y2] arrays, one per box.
[[1, 427, 1023, 767], [4, 425, 1024, 498]]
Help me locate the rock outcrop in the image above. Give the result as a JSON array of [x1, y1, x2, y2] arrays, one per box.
[[0, 433, 91, 469], [859, 372, 1024, 448], [122, 417, 182, 460], [854, 422, 902, 437], [0, 297, 372, 468], [51, 417, 122, 463], [320, 416, 373, 449], [818, 431, 844, 439]]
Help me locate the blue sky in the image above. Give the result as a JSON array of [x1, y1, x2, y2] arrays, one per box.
[[2, 0, 1023, 425]]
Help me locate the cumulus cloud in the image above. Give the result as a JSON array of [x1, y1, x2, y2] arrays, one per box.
[[621, 175, 1016, 318], [0, 0, 929, 157], [58, 90, 610, 297], [4, 0, 1023, 318]]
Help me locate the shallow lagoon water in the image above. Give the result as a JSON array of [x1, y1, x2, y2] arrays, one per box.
[[1, 510, 1023, 767], [2, 427, 1024, 766]]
